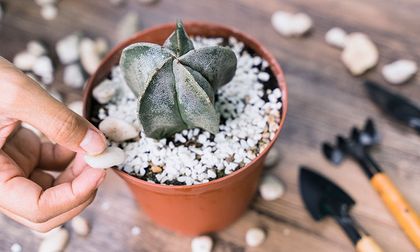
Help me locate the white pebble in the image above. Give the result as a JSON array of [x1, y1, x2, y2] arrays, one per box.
[[341, 33, 379, 76], [382, 59, 418, 85], [191, 236, 213, 252], [67, 100, 84, 116], [99, 117, 139, 142], [325, 27, 347, 49], [271, 11, 312, 37], [13, 52, 37, 71], [56, 33, 80, 64], [131, 226, 141, 236], [259, 175, 285, 201], [63, 64, 85, 88], [10, 243, 22, 252], [32, 56, 54, 81], [246, 228, 266, 247], [84, 147, 126, 169], [27, 40, 47, 57], [93, 79, 117, 104], [40, 4, 58, 20], [38, 228, 69, 252], [116, 12, 140, 42], [257, 72, 270, 82], [71, 216, 90, 237], [80, 38, 102, 74]]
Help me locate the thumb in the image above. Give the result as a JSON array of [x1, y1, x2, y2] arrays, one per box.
[[0, 58, 106, 154]]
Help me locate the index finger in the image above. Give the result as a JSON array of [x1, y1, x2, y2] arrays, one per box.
[[0, 151, 105, 223]]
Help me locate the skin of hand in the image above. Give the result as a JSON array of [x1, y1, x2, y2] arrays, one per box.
[[0, 56, 107, 232]]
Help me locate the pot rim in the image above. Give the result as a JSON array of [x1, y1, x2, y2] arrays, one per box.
[[83, 21, 288, 190]]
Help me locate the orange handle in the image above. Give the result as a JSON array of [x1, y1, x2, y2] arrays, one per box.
[[371, 173, 420, 250], [355, 235, 383, 252]]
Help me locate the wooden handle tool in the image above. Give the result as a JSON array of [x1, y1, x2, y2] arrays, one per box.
[[371, 173, 420, 250]]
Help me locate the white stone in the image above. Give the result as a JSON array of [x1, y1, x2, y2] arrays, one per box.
[[93, 79, 117, 104], [84, 147, 126, 169], [10, 243, 22, 252], [56, 33, 80, 64], [341, 33, 379, 76], [80, 38, 102, 74], [22, 122, 43, 137], [325, 27, 347, 49], [38, 228, 69, 252], [32, 56, 54, 81], [71, 216, 90, 237], [246, 228, 266, 247], [191, 236, 213, 252], [13, 52, 37, 71], [116, 13, 140, 42], [259, 175, 285, 201], [271, 11, 312, 37], [41, 4, 57, 20], [27, 40, 47, 57], [67, 100, 83, 116], [99, 117, 139, 142], [63, 64, 85, 88], [131, 226, 141, 236], [382, 59, 418, 85]]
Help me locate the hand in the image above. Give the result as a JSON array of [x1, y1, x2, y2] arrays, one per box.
[[0, 57, 107, 232]]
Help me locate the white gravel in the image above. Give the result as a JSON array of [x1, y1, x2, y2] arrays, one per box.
[[96, 36, 283, 185], [382, 59, 418, 85]]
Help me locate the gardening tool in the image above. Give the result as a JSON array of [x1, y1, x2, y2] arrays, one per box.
[[299, 167, 383, 252], [365, 80, 420, 134], [322, 118, 420, 250]]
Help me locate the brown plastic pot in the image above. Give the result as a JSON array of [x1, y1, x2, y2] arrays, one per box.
[[83, 21, 288, 236]]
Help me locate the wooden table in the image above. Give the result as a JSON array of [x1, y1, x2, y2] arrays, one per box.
[[1, 0, 419, 251]]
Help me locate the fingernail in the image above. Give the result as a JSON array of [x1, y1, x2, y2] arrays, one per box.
[[80, 128, 106, 155], [96, 172, 106, 188]]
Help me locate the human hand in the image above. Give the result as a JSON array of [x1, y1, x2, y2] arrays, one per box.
[[0, 57, 107, 232]]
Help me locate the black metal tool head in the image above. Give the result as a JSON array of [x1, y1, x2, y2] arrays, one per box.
[[299, 167, 355, 221], [322, 118, 380, 165]]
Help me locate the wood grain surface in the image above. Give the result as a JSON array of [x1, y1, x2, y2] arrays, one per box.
[[0, 0, 419, 251]]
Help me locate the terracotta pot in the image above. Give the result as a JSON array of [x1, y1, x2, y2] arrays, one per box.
[[83, 21, 288, 236]]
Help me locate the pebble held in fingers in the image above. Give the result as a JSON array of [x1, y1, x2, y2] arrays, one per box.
[[84, 147, 126, 169]]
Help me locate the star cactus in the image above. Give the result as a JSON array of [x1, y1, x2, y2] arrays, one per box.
[[120, 20, 237, 139]]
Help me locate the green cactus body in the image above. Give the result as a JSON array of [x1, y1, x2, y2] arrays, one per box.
[[120, 20, 237, 139]]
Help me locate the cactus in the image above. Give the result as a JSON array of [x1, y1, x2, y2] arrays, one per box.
[[120, 20, 237, 139]]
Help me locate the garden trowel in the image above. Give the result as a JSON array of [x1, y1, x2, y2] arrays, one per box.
[[299, 167, 383, 252], [322, 118, 420, 250]]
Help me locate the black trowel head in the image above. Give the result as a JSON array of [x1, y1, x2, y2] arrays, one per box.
[[299, 167, 355, 221]]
